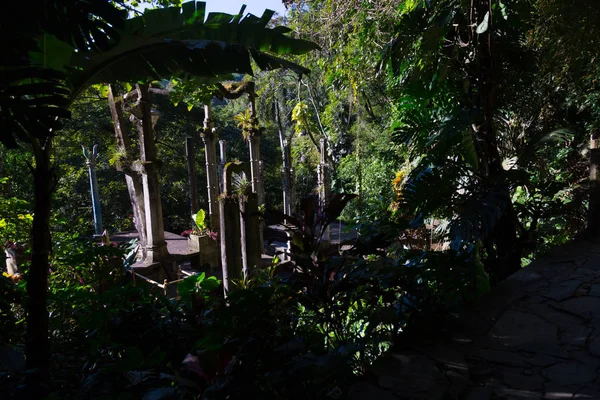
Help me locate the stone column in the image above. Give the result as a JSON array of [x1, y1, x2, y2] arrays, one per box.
[[107, 84, 147, 261], [244, 193, 261, 272], [219, 161, 248, 296], [135, 84, 168, 266], [186, 137, 199, 215], [282, 139, 293, 216], [5, 247, 18, 275], [218, 140, 227, 193], [201, 103, 220, 230], [246, 89, 264, 252], [317, 139, 331, 242], [248, 136, 263, 204], [82, 144, 103, 237], [247, 91, 264, 205]]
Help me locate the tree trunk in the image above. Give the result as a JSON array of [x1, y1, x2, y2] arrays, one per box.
[[474, 0, 520, 279], [25, 140, 54, 390]]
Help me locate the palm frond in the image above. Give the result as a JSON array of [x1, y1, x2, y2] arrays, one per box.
[[1, 0, 126, 147], [67, 2, 318, 100], [0, 68, 71, 148]]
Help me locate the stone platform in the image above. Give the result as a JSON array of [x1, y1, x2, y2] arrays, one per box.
[[111, 231, 202, 277], [111, 230, 274, 278], [352, 241, 600, 400]]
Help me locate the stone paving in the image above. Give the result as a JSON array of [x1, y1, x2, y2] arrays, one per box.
[[351, 241, 600, 400]]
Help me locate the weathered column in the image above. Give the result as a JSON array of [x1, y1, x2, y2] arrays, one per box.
[[588, 131, 600, 237], [82, 144, 103, 237], [246, 87, 264, 252], [5, 247, 18, 275], [317, 138, 331, 242], [246, 88, 264, 205], [248, 138, 263, 203], [134, 84, 168, 266], [282, 139, 293, 216], [244, 193, 262, 272], [108, 84, 147, 261], [186, 137, 199, 215], [200, 103, 220, 230], [219, 161, 247, 296], [239, 196, 248, 279], [218, 140, 227, 193]]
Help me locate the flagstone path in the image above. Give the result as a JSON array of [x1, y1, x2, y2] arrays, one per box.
[[352, 241, 600, 400]]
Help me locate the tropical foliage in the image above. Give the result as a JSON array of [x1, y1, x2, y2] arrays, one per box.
[[1, 0, 599, 398]]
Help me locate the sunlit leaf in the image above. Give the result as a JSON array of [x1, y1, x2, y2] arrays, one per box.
[[476, 12, 490, 34]]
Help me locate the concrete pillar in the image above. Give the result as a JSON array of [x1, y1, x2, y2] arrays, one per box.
[[200, 103, 220, 230], [248, 135, 263, 205], [244, 193, 262, 272], [219, 196, 241, 296], [82, 144, 103, 237], [317, 138, 331, 242], [219, 161, 248, 296], [282, 139, 293, 216], [246, 90, 264, 205], [218, 140, 227, 193], [246, 90, 264, 252], [186, 137, 199, 215], [5, 248, 18, 275], [135, 84, 168, 265]]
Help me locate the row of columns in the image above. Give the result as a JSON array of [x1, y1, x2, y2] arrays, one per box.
[[99, 82, 332, 285]]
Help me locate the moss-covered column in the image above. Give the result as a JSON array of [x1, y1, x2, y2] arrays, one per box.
[[134, 84, 169, 266], [218, 139, 227, 193], [244, 86, 264, 252], [219, 161, 248, 295], [317, 138, 331, 241], [201, 103, 220, 230], [246, 90, 264, 206]]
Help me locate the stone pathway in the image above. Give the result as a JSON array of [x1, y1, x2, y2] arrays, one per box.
[[352, 242, 600, 400]]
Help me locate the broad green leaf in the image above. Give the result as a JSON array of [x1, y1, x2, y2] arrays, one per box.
[[193, 208, 206, 230], [476, 12, 490, 34], [66, 1, 318, 100]]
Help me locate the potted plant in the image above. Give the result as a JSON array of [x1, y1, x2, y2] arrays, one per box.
[[184, 209, 219, 269]]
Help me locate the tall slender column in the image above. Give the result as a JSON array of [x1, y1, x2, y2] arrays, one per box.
[[247, 91, 264, 205], [317, 138, 331, 242], [135, 84, 168, 265], [218, 140, 227, 193], [219, 161, 246, 296], [82, 144, 103, 237], [186, 137, 199, 214], [201, 103, 220, 230], [246, 90, 264, 252], [248, 136, 263, 205], [107, 84, 147, 261], [282, 139, 293, 216]]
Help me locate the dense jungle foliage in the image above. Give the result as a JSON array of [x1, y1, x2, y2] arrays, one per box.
[[1, 0, 599, 398]]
